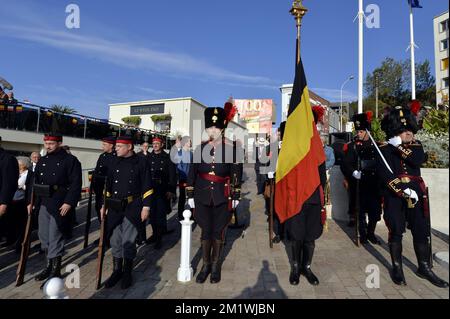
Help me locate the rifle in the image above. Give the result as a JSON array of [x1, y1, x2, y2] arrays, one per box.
[[425, 187, 433, 268], [16, 188, 34, 286], [95, 177, 107, 290], [83, 170, 94, 249], [268, 178, 275, 249], [355, 148, 361, 247]]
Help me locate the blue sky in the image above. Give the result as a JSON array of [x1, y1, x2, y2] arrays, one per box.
[[0, 0, 447, 124]]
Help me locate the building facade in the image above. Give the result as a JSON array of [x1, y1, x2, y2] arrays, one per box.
[[108, 97, 247, 144], [280, 84, 339, 134], [434, 11, 449, 108]]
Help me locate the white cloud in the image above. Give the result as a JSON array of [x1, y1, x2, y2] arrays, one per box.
[[1, 23, 276, 88]]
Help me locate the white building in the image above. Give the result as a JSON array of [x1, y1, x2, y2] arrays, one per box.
[[434, 11, 449, 107], [280, 84, 339, 133], [108, 97, 247, 143]]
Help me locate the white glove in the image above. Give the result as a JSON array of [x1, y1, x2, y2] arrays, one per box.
[[404, 188, 418, 204], [188, 198, 195, 209], [232, 200, 239, 209], [352, 170, 362, 180], [388, 136, 402, 147], [268, 171, 274, 179]]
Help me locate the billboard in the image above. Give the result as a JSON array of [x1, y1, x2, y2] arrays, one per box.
[[234, 99, 274, 134]]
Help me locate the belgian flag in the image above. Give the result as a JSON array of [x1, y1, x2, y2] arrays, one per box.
[[275, 58, 326, 223]]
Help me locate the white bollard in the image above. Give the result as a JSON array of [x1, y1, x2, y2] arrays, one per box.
[[43, 277, 69, 299], [177, 209, 194, 282]]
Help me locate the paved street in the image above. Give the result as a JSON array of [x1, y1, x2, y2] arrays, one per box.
[[0, 165, 448, 299]]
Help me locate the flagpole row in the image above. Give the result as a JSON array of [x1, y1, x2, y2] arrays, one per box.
[[358, 0, 364, 114], [409, 3, 416, 100]]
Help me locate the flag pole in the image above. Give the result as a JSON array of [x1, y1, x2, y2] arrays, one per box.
[[358, 0, 364, 113], [290, 0, 308, 65], [409, 2, 416, 100]]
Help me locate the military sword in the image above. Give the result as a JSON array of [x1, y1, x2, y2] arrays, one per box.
[[268, 178, 275, 249], [83, 171, 94, 249], [95, 177, 108, 290]]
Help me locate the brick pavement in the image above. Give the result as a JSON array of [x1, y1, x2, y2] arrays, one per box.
[[0, 165, 448, 299]]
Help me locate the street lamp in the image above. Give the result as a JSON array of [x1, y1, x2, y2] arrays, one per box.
[[340, 75, 354, 132]]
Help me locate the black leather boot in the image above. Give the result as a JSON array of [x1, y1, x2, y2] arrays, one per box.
[[35, 257, 53, 281], [210, 239, 224, 284], [367, 220, 380, 245], [389, 242, 406, 285], [154, 228, 163, 250], [49, 256, 62, 279], [414, 242, 449, 288], [359, 219, 368, 244], [104, 257, 123, 288], [289, 240, 301, 285], [302, 241, 319, 285], [121, 258, 134, 289], [196, 240, 212, 283]]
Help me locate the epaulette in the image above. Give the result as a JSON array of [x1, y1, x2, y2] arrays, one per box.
[[379, 143, 388, 148]]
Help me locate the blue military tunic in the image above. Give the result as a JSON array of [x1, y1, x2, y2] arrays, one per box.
[[33, 148, 82, 236], [105, 153, 153, 239]]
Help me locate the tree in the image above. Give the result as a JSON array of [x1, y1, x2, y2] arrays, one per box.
[[364, 58, 436, 108], [49, 104, 76, 114]]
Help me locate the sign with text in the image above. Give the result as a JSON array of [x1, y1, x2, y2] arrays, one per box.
[[234, 99, 274, 134], [130, 103, 165, 115]]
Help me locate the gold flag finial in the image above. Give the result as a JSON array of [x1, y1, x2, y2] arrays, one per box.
[[290, 0, 308, 64]]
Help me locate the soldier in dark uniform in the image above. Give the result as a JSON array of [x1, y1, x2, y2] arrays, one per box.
[[264, 128, 285, 244], [32, 134, 82, 282], [342, 112, 382, 244], [187, 104, 243, 284], [377, 105, 448, 288], [0, 136, 20, 239], [145, 136, 177, 250], [101, 136, 153, 289], [279, 111, 327, 286], [92, 137, 116, 224]]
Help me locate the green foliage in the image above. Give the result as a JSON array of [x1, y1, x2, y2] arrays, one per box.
[[363, 57, 436, 107], [121, 116, 142, 127], [49, 105, 76, 114], [370, 117, 386, 142], [422, 109, 449, 136], [415, 131, 449, 168], [151, 114, 172, 122]]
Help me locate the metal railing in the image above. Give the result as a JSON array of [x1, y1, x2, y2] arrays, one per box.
[[0, 99, 175, 149]]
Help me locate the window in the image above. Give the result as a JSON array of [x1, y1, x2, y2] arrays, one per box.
[[155, 120, 171, 132], [440, 19, 449, 33], [442, 77, 449, 89], [440, 39, 449, 51], [442, 58, 449, 71]]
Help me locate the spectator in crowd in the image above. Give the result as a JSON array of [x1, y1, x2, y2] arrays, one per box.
[[175, 136, 192, 220], [30, 152, 41, 172]]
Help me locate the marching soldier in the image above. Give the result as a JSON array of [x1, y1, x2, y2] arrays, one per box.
[[0, 136, 20, 226], [101, 136, 153, 289], [342, 112, 382, 244], [32, 134, 82, 282], [92, 137, 116, 223], [187, 103, 243, 284], [145, 136, 177, 250], [377, 104, 448, 288]]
